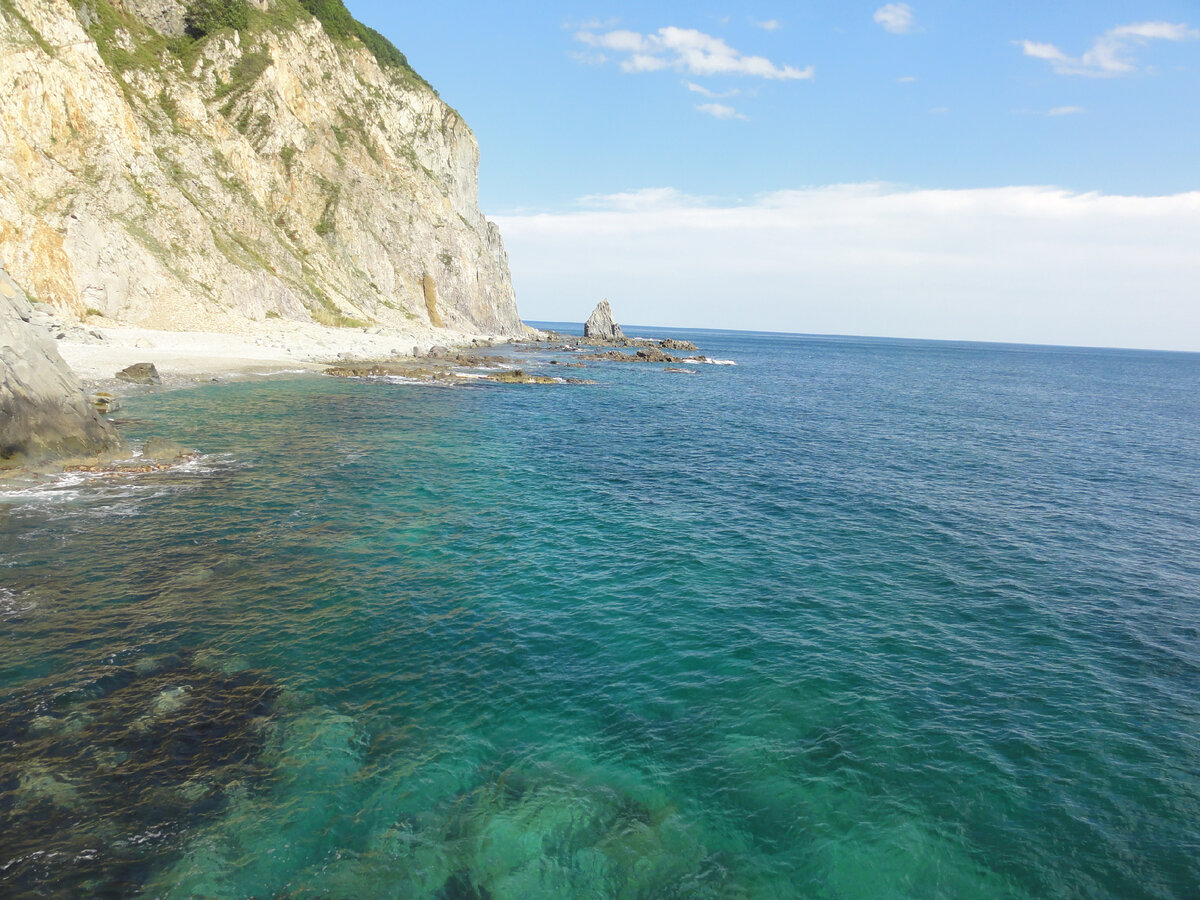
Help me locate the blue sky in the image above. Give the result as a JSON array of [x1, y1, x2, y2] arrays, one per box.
[[346, 2, 1200, 349]]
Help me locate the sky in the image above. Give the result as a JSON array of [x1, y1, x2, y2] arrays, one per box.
[[346, 1, 1199, 350]]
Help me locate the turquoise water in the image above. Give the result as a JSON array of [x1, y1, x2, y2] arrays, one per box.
[[2, 329, 1199, 898]]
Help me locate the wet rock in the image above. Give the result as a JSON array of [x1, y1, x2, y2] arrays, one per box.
[[583, 299, 625, 341], [579, 347, 685, 363], [660, 338, 698, 351], [482, 369, 559, 385], [635, 346, 674, 362], [664, 367, 698, 374], [115, 362, 161, 385]]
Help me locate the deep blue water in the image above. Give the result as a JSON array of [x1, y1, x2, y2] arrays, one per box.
[[2, 328, 1199, 898]]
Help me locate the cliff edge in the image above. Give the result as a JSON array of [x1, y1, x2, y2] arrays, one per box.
[[0, 0, 521, 339]]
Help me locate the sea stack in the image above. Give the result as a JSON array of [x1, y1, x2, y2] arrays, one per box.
[[0, 267, 123, 469], [584, 299, 625, 341]]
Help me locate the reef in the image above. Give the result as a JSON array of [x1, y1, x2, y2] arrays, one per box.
[[0, 651, 279, 897]]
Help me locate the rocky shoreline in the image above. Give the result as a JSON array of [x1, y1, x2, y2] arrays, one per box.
[[2, 295, 725, 482]]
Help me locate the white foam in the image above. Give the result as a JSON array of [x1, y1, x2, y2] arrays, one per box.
[[691, 357, 737, 366], [0, 587, 36, 618], [0, 453, 224, 509]]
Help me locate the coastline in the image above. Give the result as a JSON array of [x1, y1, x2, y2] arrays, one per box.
[[56, 320, 518, 391]]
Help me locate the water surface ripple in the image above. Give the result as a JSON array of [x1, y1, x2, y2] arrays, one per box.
[[2, 331, 1199, 898]]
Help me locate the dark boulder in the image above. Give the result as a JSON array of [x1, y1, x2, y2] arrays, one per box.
[[116, 362, 161, 385]]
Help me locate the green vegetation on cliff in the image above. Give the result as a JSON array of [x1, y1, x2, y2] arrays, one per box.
[[184, 0, 248, 38], [78, 0, 428, 94], [297, 0, 420, 78]]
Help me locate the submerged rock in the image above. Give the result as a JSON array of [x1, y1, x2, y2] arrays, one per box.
[[0, 652, 280, 897], [141, 436, 197, 462], [0, 266, 124, 469], [584, 299, 625, 341]]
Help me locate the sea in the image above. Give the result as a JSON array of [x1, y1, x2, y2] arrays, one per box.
[[2, 326, 1199, 899]]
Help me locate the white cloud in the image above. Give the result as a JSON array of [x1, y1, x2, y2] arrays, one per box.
[[1018, 21, 1199, 76], [874, 3, 916, 35], [696, 102, 749, 120], [1048, 105, 1085, 115], [685, 81, 740, 98], [896, 75, 918, 83], [494, 186, 1200, 352], [575, 26, 814, 79], [752, 19, 781, 31]]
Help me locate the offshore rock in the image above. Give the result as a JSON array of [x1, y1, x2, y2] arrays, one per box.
[[584, 299, 625, 341], [0, 266, 123, 469], [660, 338, 698, 351]]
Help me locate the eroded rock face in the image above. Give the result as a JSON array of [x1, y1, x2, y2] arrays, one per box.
[[0, 0, 521, 337], [583, 299, 625, 341], [0, 266, 123, 468]]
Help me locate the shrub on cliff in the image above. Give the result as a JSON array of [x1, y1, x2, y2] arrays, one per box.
[[185, 0, 249, 38], [298, 0, 415, 74]]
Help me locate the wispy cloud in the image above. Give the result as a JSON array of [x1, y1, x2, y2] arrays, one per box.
[[576, 187, 701, 211], [575, 27, 814, 79], [563, 17, 620, 31], [685, 81, 740, 99], [570, 50, 608, 66], [1048, 105, 1085, 115], [1018, 21, 1198, 76], [495, 186, 1200, 351], [896, 75, 918, 83], [751, 19, 781, 32], [696, 102, 749, 120], [874, 3, 916, 35]]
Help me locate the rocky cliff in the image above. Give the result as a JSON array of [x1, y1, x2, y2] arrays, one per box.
[[0, 265, 122, 467], [0, 0, 521, 337]]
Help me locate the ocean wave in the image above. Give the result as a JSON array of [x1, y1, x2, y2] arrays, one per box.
[[0, 453, 225, 508], [692, 357, 737, 366]]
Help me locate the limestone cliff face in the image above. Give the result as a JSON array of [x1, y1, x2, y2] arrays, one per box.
[[0, 265, 122, 467], [0, 0, 521, 336]]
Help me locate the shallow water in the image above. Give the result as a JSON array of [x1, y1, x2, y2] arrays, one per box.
[[2, 329, 1199, 898]]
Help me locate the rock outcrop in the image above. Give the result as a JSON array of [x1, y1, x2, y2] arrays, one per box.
[[0, 0, 521, 338], [584, 299, 624, 341], [0, 266, 122, 468]]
